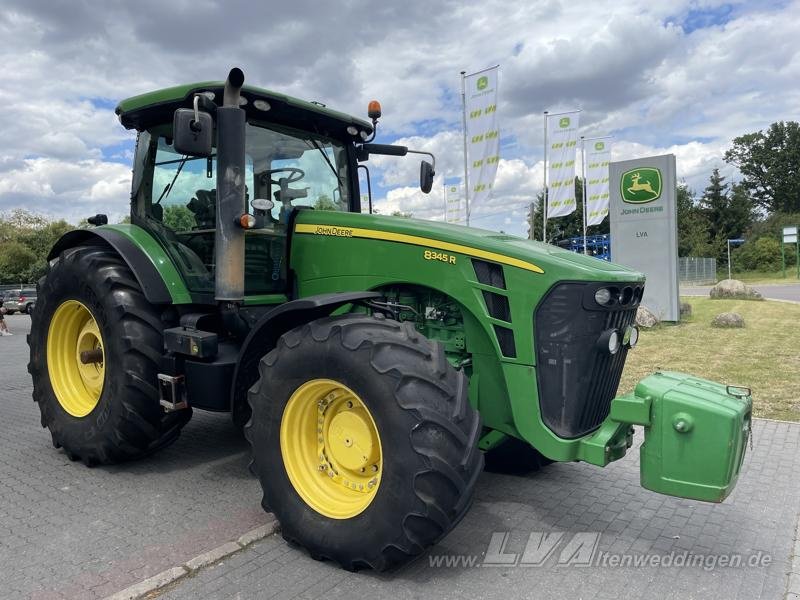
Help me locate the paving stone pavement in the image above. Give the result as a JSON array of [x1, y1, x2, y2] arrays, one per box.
[[3, 313, 800, 599], [0, 315, 271, 600], [155, 417, 800, 600]]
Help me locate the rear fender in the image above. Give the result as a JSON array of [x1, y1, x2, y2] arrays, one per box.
[[48, 225, 191, 304]]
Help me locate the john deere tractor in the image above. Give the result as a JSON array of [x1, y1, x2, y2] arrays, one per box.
[[28, 68, 752, 570]]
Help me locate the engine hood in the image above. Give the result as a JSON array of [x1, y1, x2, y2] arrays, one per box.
[[294, 210, 644, 283]]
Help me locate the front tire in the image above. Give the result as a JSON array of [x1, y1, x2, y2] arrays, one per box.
[[28, 245, 191, 465], [246, 314, 483, 570]]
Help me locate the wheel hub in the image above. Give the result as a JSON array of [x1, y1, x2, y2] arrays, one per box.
[[47, 300, 105, 418], [326, 409, 374, 470], [280, 379, 382, 519]]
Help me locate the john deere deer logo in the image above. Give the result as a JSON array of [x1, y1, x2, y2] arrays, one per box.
[[559, 117, 570, 128], [620, 167, 662, 203], [594, 141, 605, 151], [477, 76, 488, 90]]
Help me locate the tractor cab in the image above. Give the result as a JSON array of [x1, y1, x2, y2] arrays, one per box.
[[116, 75, 433, 302], [118, 80, 368, 298]]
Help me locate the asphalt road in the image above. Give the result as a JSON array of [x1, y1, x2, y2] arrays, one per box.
[[681, 283, 800, 302], [2, 313, 800, 600]]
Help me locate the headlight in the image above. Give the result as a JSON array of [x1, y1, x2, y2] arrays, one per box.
[[597, 329, 621, 354], [594, 288, 613, 306], [623, 325, 639, 348]]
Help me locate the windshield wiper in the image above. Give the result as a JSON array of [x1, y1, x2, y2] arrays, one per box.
[[306, 139, 344, 190], [155, 155, 188, 205]]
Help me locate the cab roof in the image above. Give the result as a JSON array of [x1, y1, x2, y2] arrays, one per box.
[[115, 81, 374, 139]]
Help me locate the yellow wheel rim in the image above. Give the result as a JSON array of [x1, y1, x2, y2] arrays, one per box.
[[46, 300, 105, 418], [280, 379, 382, 519]]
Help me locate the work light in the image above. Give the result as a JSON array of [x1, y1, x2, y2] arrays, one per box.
[[624, 325, 639, 348], [594, 288, 613, 306], [597, 329, 621, 354]]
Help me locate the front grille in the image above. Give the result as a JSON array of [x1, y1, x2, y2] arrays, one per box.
[[534, 282, 640, 438]]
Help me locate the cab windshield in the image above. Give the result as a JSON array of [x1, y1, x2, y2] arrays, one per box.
[[133, 122, 351, 295]]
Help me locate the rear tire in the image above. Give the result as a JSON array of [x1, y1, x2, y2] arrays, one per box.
[[28, 245, 191, 466], [246, 313, 483, 571]]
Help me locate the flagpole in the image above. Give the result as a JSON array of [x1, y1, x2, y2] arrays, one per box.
[[460, 70, 470, 227], [542, 111, 548, 243], [581, 136, 588, 255], [443, 179, 447, 222]]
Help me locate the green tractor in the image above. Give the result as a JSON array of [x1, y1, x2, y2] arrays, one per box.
[[28, 68, 752, 570]]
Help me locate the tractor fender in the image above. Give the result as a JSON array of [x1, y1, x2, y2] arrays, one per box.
[[230, 291, 382, 422], [48, 228, 177, 304]]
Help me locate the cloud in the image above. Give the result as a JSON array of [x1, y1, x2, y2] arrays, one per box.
[[0, 0, 796, 234], [0, 158, 130, 223]]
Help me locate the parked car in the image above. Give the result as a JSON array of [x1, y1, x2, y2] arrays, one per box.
[[3, 289, 37, 315]]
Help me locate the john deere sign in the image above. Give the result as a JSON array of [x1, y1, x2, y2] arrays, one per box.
[[610, 155, 679, 321], [620, 167, 662, 203]]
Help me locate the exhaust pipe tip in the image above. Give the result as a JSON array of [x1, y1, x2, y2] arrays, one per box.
[[227, 67, 245, 89], [223, 67, 245, 107]]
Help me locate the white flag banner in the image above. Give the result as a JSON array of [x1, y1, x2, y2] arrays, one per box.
[[585, 139, 611, 226], [546, 111, 580, 219], [465, 67, 500, 211], [445, 184, 465, 223]]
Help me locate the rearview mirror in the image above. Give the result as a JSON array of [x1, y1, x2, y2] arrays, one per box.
[[173, 108, 213, 157], [420, 161, 435, 194]]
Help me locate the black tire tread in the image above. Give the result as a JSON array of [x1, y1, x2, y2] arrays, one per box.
[[246, 313, 483, 571], [28, 245, 191, 466]]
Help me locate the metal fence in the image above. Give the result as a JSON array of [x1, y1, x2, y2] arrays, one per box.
[[0, 284, 33, 292], [678, 257, 717, 285]]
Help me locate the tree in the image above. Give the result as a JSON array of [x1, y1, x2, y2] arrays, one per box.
[[0, 241, 37, 284], [676, 183, 714, 257], [313, 194, 338, 211], [162, 205, 196, 231], [390, 210, 413, 218], [697, 170, 755, 262], [734, 237, 783, 271], [724, 121, 800, 213]]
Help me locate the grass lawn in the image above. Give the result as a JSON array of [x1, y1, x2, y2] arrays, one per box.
[[731, 269, 800, 285], [619, 297, 800, 421]]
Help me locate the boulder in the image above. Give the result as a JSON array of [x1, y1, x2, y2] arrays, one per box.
[[680, 302, 692, 317], [636, 305, 659, 328], [711, 312, 745, 328], [709, 279, 763, 300]]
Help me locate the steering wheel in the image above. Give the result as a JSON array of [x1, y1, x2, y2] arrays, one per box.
[[260, 167, 305, 186]]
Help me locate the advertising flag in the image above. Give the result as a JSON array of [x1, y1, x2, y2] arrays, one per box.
[[585, 139, 611, 226], [546, 111, 580, 219], [445, 184, 465, 224], [464, 67, 500, 210]]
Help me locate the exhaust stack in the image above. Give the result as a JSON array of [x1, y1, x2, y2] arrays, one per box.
[[214, 68, 246, 303]]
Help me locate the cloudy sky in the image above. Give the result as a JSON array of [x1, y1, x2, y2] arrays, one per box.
[[0, 0, 797, 237]]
